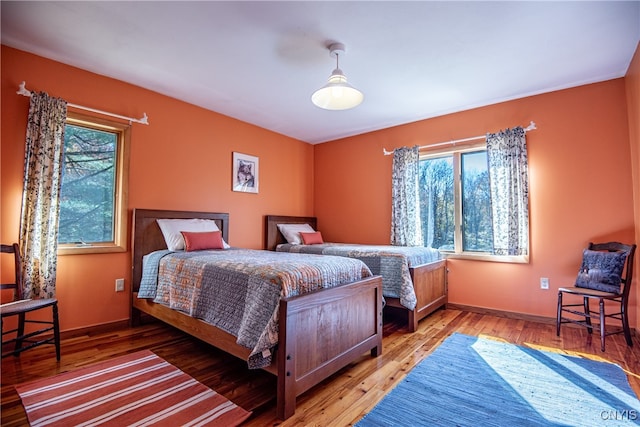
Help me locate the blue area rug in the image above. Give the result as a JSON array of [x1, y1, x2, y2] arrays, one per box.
[[356, 333, 640, 426]]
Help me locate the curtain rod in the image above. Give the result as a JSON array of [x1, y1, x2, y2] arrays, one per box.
[[383, 121, 536, 155], [17, 81, 149, 125]]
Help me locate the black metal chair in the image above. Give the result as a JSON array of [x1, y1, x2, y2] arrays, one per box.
[[1, 243, 60, 360], [556, 242, 636, 352]]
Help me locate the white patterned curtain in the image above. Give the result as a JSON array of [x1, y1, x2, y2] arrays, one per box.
[[486, 126, 529, 256], [391, 146, 423, 246], [19, 92, 67, 298]]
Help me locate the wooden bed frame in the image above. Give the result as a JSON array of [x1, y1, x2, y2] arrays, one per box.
[[130, 208, 383, 420], [265, 215, 447, 332]]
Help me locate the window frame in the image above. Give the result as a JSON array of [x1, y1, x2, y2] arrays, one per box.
[[57, 112, 130, 255], [420, 141, 529, 264]]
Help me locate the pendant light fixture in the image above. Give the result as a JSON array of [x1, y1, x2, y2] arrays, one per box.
[[311, 43, 363, 110]]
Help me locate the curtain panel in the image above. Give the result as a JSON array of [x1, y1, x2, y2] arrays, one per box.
[[486, 126, 529, 256], [391, 146, 423, 246], [19, 92, 67, 298]]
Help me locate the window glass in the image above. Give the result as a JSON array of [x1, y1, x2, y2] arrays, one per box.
[[59, 125, 117, 244], [418, 155, 453, 250], [461, 151, 493, 252], [58, 113, 129, 254]]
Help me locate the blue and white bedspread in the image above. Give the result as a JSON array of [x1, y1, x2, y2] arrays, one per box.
[[138, 248, 372, 369], [277, 243, 441, 310]]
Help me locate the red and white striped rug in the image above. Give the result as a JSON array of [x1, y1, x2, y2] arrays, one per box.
[[15, 350, 252, 426]]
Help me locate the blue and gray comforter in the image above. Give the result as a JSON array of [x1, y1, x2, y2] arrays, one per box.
[[277, 243, 441, 310], [138, 248, 372, 369]]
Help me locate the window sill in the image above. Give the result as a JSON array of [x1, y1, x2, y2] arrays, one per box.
[[441, 252, 529, 264], [58, 244, 126, 256]]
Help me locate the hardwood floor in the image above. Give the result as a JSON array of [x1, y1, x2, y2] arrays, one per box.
[[2, 307, 639, 426]]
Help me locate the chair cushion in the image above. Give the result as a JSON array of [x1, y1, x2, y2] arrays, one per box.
[[574, 249, 627, 294]]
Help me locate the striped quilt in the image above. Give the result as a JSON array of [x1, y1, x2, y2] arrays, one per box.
[[139, 249, 372, 369], [277, 243, 442, 310]]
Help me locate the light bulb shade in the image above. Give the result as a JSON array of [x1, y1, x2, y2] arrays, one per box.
[[311, 68, 363, 110]]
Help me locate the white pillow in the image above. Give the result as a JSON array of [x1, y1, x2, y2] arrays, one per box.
[[157, 218, 230, 250], [277, 223, 316, 245]]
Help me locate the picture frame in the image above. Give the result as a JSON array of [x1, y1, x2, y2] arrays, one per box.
[[232, 152, 259, 193]]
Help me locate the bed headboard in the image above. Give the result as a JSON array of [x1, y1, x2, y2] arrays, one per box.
[[131, 208, 230, 292], [264, 215, 317, 251]]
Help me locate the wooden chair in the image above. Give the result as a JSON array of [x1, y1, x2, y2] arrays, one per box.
[[556, 242, 636, 352], [1, 243, 60, 360]]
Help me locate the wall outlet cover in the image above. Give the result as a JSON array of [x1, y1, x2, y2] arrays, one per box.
[[540, 277, 549, 289]]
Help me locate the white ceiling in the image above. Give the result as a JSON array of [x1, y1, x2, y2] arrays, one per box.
[[2, 1, 639, 144]]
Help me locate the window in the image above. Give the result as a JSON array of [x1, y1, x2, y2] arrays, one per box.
[[419, 142, 527, 262], [57, 112, 130, 255]]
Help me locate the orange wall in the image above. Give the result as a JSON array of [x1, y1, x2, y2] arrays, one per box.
[[315, 78, 637, 326], [625, 42, 640, 329], [1, 46, 314, 332]]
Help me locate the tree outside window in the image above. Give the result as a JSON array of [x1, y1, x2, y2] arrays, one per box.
[[419, 148, 493, 255], [57, 113, 129, 255]]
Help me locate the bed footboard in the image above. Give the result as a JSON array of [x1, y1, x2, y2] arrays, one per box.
[[385, 259, 447, 332], [277, 275, 383, 419], [408, 259, 447, 331]]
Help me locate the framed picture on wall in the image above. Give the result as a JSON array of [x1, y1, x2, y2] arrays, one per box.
[[232, 152, 259, 193]]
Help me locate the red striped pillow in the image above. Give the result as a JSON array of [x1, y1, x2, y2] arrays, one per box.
[[181, 231, 225, 251]]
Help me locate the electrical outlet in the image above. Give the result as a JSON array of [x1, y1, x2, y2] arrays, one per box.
[[540, 277, 549, 290], [115, 278, 125, 292]]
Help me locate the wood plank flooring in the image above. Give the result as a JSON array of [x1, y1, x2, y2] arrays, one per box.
[[2, 307, 639, 426]]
